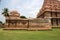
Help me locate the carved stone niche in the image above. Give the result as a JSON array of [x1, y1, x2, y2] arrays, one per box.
[[44, 12, 51, 18]]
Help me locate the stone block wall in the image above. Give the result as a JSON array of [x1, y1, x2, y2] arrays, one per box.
[[4, 18, 52, 30]]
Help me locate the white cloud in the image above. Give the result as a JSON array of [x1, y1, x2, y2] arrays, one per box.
[[0, 0, 44, 22], [5, 0, 44, 18], [21, 0, 40, 9], [7, 0, 20, 6], [19, 0, 44, 18]]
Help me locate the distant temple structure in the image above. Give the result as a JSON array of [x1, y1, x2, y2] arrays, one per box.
[[5, 10, 29, 29], [4, 10, 51, 30], [5, 10, 21, 28], [37, 0, 60, 27]]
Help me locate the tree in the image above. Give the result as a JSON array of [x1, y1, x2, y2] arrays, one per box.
[[0, 21, 3, 28], [2, 8, 9, 16], [0, 21, 2, 24], [2, 8, 10, 27], [20, 16, 26, 18]]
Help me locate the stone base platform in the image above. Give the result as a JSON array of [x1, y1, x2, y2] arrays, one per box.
[[3, 28, 28, 30], [3, 28, 52, 31]]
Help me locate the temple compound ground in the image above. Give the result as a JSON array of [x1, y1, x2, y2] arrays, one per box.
[[3, 0, 60, 30]]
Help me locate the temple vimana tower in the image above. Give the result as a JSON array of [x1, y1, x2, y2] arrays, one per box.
[[37, 0, 60, 27]]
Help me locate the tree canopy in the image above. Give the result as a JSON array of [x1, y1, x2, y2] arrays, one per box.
[[20, 16, 26, 18], [0, 21, 2, 24], [2, 8, 9, 16]]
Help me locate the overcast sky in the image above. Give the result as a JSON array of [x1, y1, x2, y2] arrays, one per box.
[[0, 0, 44, 23]]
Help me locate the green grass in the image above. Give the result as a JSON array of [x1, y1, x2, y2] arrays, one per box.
[[0, 28, 60, 40]]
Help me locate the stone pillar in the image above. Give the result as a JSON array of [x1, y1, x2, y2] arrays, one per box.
[[52, 18, 57, 26], [58, 19, 60, 26]]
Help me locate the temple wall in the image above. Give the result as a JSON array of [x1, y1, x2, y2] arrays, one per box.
[[4, 19, 52, 30], [29, 19, 51, 29]]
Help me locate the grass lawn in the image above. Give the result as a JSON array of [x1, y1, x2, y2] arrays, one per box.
[[0, 28, 60, 40]]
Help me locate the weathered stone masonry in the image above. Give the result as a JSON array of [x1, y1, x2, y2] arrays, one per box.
[[37, 0, 60, 27]]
